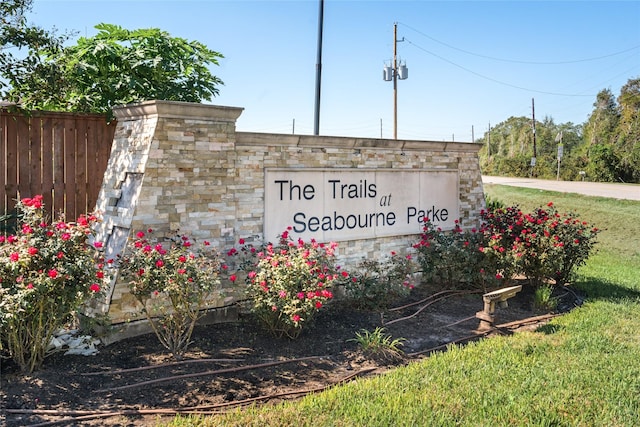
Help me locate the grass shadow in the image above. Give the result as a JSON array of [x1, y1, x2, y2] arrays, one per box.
[[575, 276, 640, 301]]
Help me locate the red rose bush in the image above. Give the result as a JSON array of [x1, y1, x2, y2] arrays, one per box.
[[0, 195, 105, 372]]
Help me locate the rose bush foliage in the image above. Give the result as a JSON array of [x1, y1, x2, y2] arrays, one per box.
[[0, 195, 105, 372], [116, 230, 221, 359], [237, 228, 345, 339], [414, 202, 600, 290]]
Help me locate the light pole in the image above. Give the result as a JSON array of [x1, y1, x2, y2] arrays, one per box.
[[313, 0, 324, 136], [383, 22, 408, 139]]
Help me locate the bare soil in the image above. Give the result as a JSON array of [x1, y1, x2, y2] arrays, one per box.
[[1, 283, 578, 426]]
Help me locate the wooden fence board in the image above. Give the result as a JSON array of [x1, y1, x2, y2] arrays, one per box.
[[1, 109, 115, 221], [41, 116, 55, 215]]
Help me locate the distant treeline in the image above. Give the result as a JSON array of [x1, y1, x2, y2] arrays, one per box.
[[478, 77, 639, 183]]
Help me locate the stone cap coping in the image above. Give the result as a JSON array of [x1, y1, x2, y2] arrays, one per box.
[[112, 100, 244, 122], [236, 132, 482, 152]]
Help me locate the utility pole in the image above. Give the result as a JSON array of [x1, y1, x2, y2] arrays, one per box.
[[556, 131, 563, 180], [487, 122, 491, 156], [383, 22, 407, 140], [313, 0, 324, 136], [393, 23, 398, 140], [531, 98, 537, 176]]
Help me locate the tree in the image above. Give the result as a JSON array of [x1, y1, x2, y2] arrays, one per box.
[[5, 23, 224, 117], [583, 89, 620, 181], [615, 77, 640, 182], [0, 0, 67, 98]]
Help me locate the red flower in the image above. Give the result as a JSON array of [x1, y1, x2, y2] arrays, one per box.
[[136, 231, 145, 238], [48, 269, 58, 278], [90, 284, 101, 292], [292, 314, 301, 322], [315, 301, 323, 309], [96, 271, 105, 279], [155, 260, 164, 268], [238, 238, 245, 245], [229, 274, 237, 282], [28, 247, 38, 255], [10, 252, 19, 262]]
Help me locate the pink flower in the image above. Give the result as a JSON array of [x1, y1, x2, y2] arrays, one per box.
[[26, 283, 34, 289], [155, 260, 164, 268], [238, 238, 245, 245], [292, 314, 301, 322], [136, 231, 145, 238], [48, 269, 58, 278], [229, 274, 237, 282], [10, 252, 19, 262], [279, 290, 287, 298], [28, 247, 38, 255], [61, 233, 71, 241], [90, 284, 101, 292], [178, 255, 187, 263], [94, 241, 103, 248], [297, 292, 305, 299]]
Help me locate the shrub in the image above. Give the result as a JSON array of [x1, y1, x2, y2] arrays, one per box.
[[244, 228, 344, 339], [116, 230, 221, 359], [341, 251, 416, 310], [413, 203, 599, 290], [0, 195, 105, 372], [413, 220, 504, 291], [481, 203, 601, 286]]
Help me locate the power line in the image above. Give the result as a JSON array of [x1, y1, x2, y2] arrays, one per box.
[[398, 22, 640, 65], [404, 38, 596, 97]]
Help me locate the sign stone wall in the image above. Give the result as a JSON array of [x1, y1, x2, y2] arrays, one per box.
[[93, 100, 485, 330]]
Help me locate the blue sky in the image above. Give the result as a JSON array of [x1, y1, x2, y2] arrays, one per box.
[[28, 0, 640, 141]]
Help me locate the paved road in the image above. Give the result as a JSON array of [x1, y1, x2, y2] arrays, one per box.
[[482, 176, 640, 201]]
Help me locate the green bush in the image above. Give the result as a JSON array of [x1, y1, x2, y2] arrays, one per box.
[[341, 251, 416, 310], [413, 220, 503, 291]]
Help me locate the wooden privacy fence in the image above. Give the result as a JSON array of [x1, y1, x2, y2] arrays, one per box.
[[1, 109, 116, 221]]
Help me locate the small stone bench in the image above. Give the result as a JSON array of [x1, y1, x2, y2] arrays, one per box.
[[476, 285, 523, 330]]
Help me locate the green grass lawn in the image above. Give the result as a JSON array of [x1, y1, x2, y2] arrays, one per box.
[[165, 185, 640, 427]]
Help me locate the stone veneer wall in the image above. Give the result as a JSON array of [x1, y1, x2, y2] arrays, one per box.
[[93, 100, 485, 331]]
